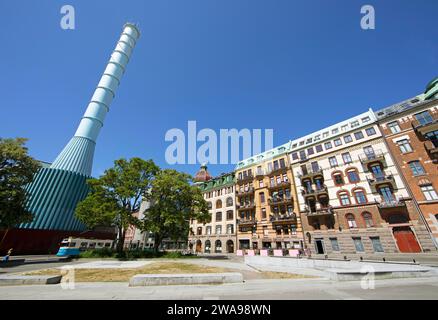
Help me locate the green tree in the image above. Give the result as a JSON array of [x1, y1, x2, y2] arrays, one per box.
[[75, 158, 159, 254], [141, 169, 210, 253], [0, 138, 41, 245]]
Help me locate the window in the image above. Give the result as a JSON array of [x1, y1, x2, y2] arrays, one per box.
[[197, 227, 202, 235], [347, 169, 360, 183], [371, 237, 384, 252], [397, 139, 413, 153], [334, 138, 342, 147], [330, 238, 340, 251], [342, 152, 352, 164], [259, 180, 264, 188], [299, 150, 307, 160], [216, 199, 222, 209], [344, 135, 353, 143], [260, 192, 265, 203], [206, 226, 212, 235], [354, 131, 364, 140], [329, 156, 338, 167], [415, 111, 433, 125], [307, 147, 314, 155], [215, 212, 222, 222], [409, 161, 425, 176], [315, 145, 323, 152], [332, 128, 339, 134], [263, 226, 268, 236], [261, 208, 267, 219], [421, 185, 438, 201], [227, 224, 234, 234], [291, 152, 298, 160], [279, 158, 286, 168], [324, 142, 333, 150], [351, 120, 360, 128], [226, 210, 233, 220], [207, 202, 212, 210], [388, 121, 401, 134], [215, 225, 222, 235], [346, 214, 357, 228], [226, 197, 233, 207], [366, 127, 376, 136], [340, 192, 351, 206], [333, 173, 344, 185], [354, 190, 367, 204], [379, 186, 395, 203], [362, 212, 374, 227], [353, 237, 364, 252]]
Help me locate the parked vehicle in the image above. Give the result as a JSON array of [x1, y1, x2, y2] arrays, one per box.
[[56, 237, 113, 256]]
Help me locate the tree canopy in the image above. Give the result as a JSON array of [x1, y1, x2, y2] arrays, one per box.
[[0, 138, 41, 229]]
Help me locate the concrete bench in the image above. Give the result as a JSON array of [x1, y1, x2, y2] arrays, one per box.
[[129, 273, 243, 287], [0, 275, 62, 286]]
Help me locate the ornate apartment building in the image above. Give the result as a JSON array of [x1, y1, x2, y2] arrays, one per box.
[[375, 77, 438, 247], [289, 110, 436, 256], [188, 165, 237, 254], [234, 143, 303, 251]]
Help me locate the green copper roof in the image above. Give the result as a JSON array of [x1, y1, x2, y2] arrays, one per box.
[[425, 76, 438, 100], [197, 172, 235, 192]]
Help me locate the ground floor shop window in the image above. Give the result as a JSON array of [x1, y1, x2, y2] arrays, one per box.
[[330, 238, 340, 251], [353, 237, 364, 252], [370, 237, 384, 253]]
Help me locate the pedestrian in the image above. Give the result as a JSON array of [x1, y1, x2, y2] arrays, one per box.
[[2, 248, 13, 262]]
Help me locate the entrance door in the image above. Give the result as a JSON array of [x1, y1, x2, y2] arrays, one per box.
[[315, 239, 325, 254], [393, 227, 421, 253], [195, 240, 202, 253], [226, 240, 234, 253]]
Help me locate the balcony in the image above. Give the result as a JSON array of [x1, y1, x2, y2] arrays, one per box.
[[268, 180, 291, 190], [237, 174, 254, 184], [236, 187, 254, 195], [266, 165, 288, 176], [268, 196, 293, 206], [366, 174, 396, 192], [237, 219, 257, 226], [359, 150, 387, 167], [301, 185, 328, 198], [376, 196, 407, 209], [425, 140, 438, 156], [270, 213, 297, 224], [412, 113, 438, 136], [254, 169, 265, 178], [237, 202, 255, 211], [303, 205, 334, 216], [297, 168, 323, 181]]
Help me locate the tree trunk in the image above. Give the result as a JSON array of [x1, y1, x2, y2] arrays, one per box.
[[116, 226, 125, 254], [153, 233, 162, 253], [0, 228, 10, 254]]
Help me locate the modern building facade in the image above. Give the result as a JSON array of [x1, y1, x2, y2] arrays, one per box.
[[375, 78, 438, 247], [189, 165, 237, 254], [0, 23, 140, 254], [234, 144, 304, 251], [289, 109, 436, 256]]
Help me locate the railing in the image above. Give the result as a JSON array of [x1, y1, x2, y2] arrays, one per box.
[[376, 196, 407, 208], [237, 174, 254, 183], [237, 202, 255, 210], [366, 174, 394, 185], [268, 180, 290, 189], [358, 150, 385, 163], [268, 196, 293, 205], [425, 140, 438, 154], [254, 169, 265, 177], [270, 213, 296, 222], [301, 185, 328, 196], [266, 165, 288, 176], [236, 187, 254, 195], [304, 205, 333, 215], [237, 219, 257, 225], [297, 167, 323, 179]]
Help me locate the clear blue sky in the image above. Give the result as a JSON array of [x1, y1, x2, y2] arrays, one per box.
[[1, 0, 437, 178]]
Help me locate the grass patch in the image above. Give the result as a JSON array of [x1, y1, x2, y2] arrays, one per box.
[[24, 261, 230, 282]]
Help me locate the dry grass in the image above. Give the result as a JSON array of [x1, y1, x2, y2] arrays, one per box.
[[258, 271, 315, 279], [24, 262, 231, 282]]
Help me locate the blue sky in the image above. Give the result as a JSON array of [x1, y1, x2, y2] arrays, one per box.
[[1, 0, 437, 178]]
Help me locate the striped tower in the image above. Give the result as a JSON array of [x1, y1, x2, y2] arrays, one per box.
[[21, 23, 140, 232]]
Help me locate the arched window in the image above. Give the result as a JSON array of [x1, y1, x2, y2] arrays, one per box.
[[338, 191, 351, 206], [362, 212, 374, 228], [215, 240, 222, 253], [216, 199, 222, 209], [226, 197, 233, 207], [346, 168, 360, 183], [205, 240, 211, 253], [353, 188, 367, 204], [346, 214, 357, 228], [332, 171, 344, 186], [207, 201, 212, 210]]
